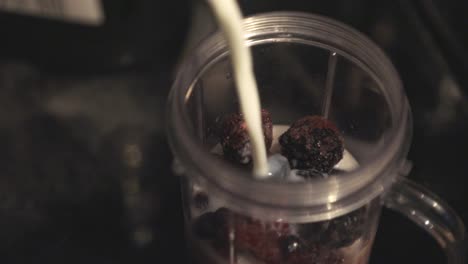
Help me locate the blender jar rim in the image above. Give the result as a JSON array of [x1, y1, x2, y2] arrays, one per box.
[[167, 12, 412, 221]]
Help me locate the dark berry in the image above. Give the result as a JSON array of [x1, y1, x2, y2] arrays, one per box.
[[285, 243, 344, 264], [298, 207, 367, 248], [233, 216, 289, 263], [213, 207, 231, 223], [193, 207, 230, 240], [321, 251, 345, 264], [278, 235, 307, 257], [209, 208, 291, 263], [194, 208, 295, 263], [193, 192, 209, 210], [295, 168, 329, 179], [219, 109, 273, 164], [247, 231, 283, 264], [193, 211, 217, 240], [279, 115, 344, 173], [323, 207, 367, 248], [297, 221, 330, 244]]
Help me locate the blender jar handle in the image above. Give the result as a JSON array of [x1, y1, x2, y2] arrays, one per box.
[[384, 177, 466, 264]]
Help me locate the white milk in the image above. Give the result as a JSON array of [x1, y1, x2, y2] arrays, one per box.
[[206, 0, 268, 178]]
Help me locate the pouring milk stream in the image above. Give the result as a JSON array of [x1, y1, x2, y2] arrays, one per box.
[[206, 0, 269, 178]]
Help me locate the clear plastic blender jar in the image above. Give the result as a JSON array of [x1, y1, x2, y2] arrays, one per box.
[[167, 12, 465, 264]]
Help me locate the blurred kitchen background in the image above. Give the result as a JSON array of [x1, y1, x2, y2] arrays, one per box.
[[0, 0, 466, 263]]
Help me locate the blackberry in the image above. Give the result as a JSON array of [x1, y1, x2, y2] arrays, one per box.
[[295, 168, 329, 179], [193, 207, 230, 240], [193, 211, 217, 240], [246, 231, 284, 264], [278, 235, 307, 257], [323, 207, 367, 248], [208, 208, 291, 263], [232, 214, 289, 263], [219, 109, 273, 164], [281, 241, 344, 264], [298, 207, 366, 248], [287, 252, 343, 264], [297, 221, 330, 244], [279, 116, 343, 173], [193, 192, 209, 210], [195, 208, 299, 263]]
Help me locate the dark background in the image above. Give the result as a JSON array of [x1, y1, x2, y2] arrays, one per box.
[[0, 0, 466, 263]]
